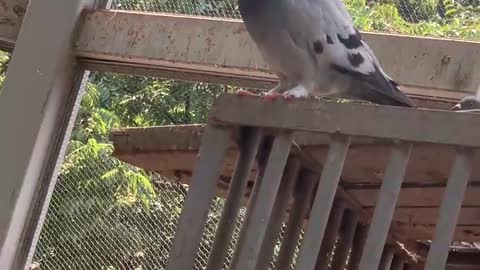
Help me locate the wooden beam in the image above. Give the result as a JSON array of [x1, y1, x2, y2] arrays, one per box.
[[2, 7, 479, 102], [75, 10, 480, 98], [210, 94, 480, 147], [347, 187, 480, 207]]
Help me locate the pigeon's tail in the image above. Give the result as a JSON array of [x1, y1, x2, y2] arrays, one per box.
[[363, 80, 416, 108], [347, 66, 416, 108]]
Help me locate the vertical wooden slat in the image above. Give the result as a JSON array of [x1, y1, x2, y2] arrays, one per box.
[[206, 127, 263, 270], [378, 246, 395, 270], [349, 225, 368, 270], [424, 148, 473, 270], [314, 200, 347, 270], [357, 143, 412, 270], [390, 256, 404, 270], [166, 125, 231, 270], [294, 135, 351, 270], [255, 158, 302, 270], [228, 136, 273, 270], [274, 171, 318, 270], [229, 132, 293, 270], [331, 209, 360, 270]]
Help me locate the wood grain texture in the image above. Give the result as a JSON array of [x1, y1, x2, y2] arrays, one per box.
[[75, 10, 480, 96], [210, 94, 480, 147]]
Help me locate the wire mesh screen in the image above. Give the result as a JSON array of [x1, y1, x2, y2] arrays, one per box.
[[30, 72, 302, 270], [110, 0, 480, 41]]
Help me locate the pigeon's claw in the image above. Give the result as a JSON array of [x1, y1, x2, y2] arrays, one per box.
[[282, 85, 309, 100], [262, 92, 283, 101], [236, 89, 259, 96]]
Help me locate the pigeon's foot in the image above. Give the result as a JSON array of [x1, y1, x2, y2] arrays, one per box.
[[282, 85, 309, 100], [262, 92, 283, 101], [236, 89, 259, 96]]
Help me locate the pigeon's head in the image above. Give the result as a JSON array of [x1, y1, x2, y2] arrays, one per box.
[[451, 96, 480, 111]]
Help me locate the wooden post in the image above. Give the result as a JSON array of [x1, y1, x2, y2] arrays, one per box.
[[206, 128, 263, 270], [0, 0, 104, 269], [294, 135, 351, 270], [314, 200, 347, 270], [229, 132, 293, 270], [378, 246, 395, 270], [166, 125, 232, 270], [274, 170, 318, 270], [358, 143, 412, 270], [424, 148, 473, 270], [255, 157, 302, 270]]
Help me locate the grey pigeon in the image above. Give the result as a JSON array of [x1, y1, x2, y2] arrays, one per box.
[[451, 96, 480, 111], [236, 0, 416, 107]]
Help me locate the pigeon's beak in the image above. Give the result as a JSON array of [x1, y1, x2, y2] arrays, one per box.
[[451, 104, 462, 111]]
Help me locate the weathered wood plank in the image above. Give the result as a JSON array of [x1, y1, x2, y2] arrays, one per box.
[[315, 200, 347, 270], [378, 246, 395, 270], [255, 157, 301, 270], [425, 149, 474, 270], [348, 187, 480, 207], [75, 10, 480, 97], [358, 144, 412, 270], [331, 209, 359, 270], [206, 127, 262, 270], [274, 170, 318, 270], [229, 133, 292, 270], [390, 256, 405, 270], [294, 135, 351, 270], [349, 225, 368, 270], [364, 207, 480, 225], [165, 126, 231, 270], [210, 94, 480, 147]]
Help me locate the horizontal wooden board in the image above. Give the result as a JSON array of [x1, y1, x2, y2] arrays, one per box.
[[75, 10, 480, 97], [365, 207, 480, 226], [346, 187, 480, 207], [210, 94, 480, 147]]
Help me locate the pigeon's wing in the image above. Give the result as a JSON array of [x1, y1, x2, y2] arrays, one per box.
[[285, 0, 415, 107]]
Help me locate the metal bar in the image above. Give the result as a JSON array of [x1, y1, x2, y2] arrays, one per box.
[[390, 256, 404, 270], [314, 200, 347, 270], [206, 127, 263, 270], [424, 148, 474, 270], [230, 132, 293, 270], [349, 225, 368, 270], [274, 171, 318, 270], [331, 209, 360, 270], [378, 246, 395, 270], [294, 135, 351, 270], [166, 125, 231, 270], [0, 0, 99, 269], [255, 157, 302, 270], [357, 143, 412, 270]]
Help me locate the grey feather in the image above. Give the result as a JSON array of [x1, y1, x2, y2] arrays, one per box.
[[238, 0, 416, 107]]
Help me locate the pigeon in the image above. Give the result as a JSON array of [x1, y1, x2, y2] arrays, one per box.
[[450, 96, 480, 111], [450, 84, 480, 111], [236, 0, 416, 107]]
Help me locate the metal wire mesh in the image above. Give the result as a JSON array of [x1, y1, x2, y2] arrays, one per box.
[[29, 72, 302, 270], [110, 0, 480, 41]]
